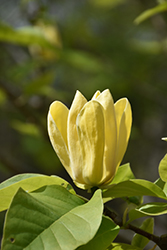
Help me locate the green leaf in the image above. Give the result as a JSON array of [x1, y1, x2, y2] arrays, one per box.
[[1, 188, 103, 250], [128, 202, 167, 222], [131, 218, 154, 248], [123, 196, 143, 206], [110, 163, 135, 185], [31, 185, 85, 213], [0, 173, 74, 212], [1, 185, 84, 250], [103, 164, 136, 203], [0, 22, 56, 49], [134, 3, 167, 24], [154, 178, 167, 196], [77, 216, 120, 250], [159, 153, 167, 182], [108, 243, 142, 250], [130, 39, 162, 55], [114, 165, 142, 206], [103, 179, 167, 203], [11, 120, 41, 137]]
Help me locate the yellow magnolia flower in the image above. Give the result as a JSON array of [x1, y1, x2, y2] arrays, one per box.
[[48, 89, 132, 189]]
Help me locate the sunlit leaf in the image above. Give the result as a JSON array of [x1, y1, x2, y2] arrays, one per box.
[[108, 242, 142, 250], [159, 154, 167, 182], [2, 185, 83, 250], [0, 22, 57, 49], [131, 218, 154, 248], [110, 163, 135, 185], [0, 173, 75, 212], [103, 164, 137, 203], [154, 178, 167, 196], [11, 120, 41, 137], [31, 185, 85, 212], [128, 202, 167, 222], [77, 216, 120, 250], [103, 179, 167, 203], [130, 39, 162, 54], [134, 3, 167, 24], [1, 188, 103, 250]]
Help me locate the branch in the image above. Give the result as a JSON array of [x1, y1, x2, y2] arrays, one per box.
[[104, 206, 167, 250]]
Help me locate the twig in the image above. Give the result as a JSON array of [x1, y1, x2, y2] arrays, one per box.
[[104, 205, 167, 250]]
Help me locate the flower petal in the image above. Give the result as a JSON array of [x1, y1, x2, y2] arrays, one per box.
[[50, 101, 69, 146], [114, 98, 132, 170], [92, 90, 101, 100], [73, 181, 92, 190], [48, 101, 71, 176], [67, 91, 87, 183], [96, 89, 117, 184], [76, 100, 105, 186]]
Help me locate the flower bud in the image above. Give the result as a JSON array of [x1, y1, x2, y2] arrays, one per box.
[[48, 89, 132, 189]]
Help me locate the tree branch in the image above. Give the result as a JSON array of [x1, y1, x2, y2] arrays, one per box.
[[104, 205, 167, 250]]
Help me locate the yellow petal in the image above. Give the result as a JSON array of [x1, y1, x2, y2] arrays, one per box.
[[48, 101, 71, 176], [92, 90, 101, 100], [76, 100, 105, 186], [73, 181, 92, 190], [67, 91, 87, 183], [50, 101, 69, 146], [96, 89, 117, 184], [114, 98, 132, 170]]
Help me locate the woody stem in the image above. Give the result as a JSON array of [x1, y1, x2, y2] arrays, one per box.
[[104, 205, 167, 250]]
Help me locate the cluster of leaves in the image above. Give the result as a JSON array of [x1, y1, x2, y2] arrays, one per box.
[[1, 153, 167, 250]]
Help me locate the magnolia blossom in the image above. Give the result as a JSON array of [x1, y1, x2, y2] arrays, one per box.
[[48, 89, 132, 189]]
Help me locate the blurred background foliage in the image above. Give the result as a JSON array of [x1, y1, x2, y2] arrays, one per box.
[[1, 0, 167, 247]]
